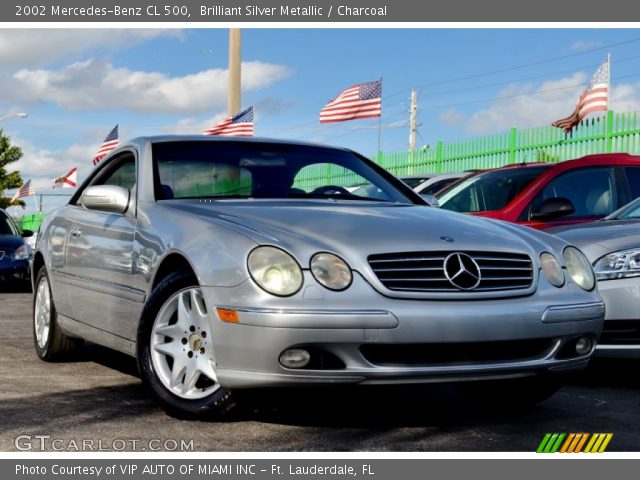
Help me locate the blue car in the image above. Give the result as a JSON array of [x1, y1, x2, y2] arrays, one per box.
[[0, 209, 32, 289]]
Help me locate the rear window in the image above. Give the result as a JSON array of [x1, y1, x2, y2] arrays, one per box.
[[420, 178, 460, 196], [438, 166, 549, 213], [401, 177, 431, 189]]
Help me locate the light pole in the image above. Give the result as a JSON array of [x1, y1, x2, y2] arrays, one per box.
[[227, 29, 241, 117], [0, 112, 28, 122]]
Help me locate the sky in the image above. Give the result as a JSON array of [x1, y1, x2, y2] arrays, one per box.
[[2, 27, 640, 215]]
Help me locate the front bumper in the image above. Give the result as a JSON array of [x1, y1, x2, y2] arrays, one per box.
[[594, 277, 640, 358], [0, 259, 30, 284], [200, 273, 604, 389]]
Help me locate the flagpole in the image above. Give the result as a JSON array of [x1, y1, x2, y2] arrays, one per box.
[[607, 52, 611, 104], [377, 75, 383, 160]]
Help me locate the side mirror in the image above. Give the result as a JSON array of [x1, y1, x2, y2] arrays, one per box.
[[81, 185, 130, 214], [530, 197, 575, 221], [421, 194, 440, 207], [20, 229, 34, 238]]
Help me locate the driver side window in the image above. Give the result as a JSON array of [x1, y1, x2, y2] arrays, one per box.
[[528, 167, 616, 219], [72, 152, 136, 206], [96, 155, 136, 190]]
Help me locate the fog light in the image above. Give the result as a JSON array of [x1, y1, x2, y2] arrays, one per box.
[[575, 337, 593, 355], [279, 349, 311, 369]]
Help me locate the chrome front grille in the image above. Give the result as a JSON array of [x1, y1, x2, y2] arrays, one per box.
[[368, 251, 534, 293]]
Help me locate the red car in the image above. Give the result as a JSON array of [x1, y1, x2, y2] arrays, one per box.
[[436, 153, 640, 229]]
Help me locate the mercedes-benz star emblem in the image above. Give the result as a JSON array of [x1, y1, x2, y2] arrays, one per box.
[[443, 252, 482, 290]]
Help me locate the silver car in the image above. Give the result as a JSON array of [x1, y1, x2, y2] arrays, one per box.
[[552, 197, 640, 358], [33, 136, 604, 416]]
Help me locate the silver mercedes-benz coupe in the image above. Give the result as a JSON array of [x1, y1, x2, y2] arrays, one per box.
[[33, 136, 604, 416]]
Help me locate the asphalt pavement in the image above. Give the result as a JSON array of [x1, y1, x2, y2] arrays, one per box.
[[1, 291, 639, 452]]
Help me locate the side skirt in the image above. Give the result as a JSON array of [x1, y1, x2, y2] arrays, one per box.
[[57, 313, 136, 357]]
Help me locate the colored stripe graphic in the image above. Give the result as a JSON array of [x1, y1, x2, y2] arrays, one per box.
[[585, 433, 614, 453], [537, 433, 565, 453], [537, 433, 613, 453]]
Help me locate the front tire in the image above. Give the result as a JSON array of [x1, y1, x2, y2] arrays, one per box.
[[33, 267, 82, 361], [137, 271, 234, 418]]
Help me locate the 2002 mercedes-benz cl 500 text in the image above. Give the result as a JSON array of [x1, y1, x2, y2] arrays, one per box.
[[32, 136, 605, 416]]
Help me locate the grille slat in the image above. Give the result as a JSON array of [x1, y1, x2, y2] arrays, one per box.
[[368, 250, 534, 293]]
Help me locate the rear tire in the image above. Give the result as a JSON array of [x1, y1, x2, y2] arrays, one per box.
[[33, 267, 82, 361], [137, 270, 235, 418]]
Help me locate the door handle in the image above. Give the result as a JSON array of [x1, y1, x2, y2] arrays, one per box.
[[70, 227, 82, 237]]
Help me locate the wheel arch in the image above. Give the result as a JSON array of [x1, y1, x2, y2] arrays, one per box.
[[32, 251, 46, 289], [150, 251, 199, 294]]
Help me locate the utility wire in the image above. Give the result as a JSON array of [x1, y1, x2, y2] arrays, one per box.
[[421, 53, 640, 99], [271, 37, 640, 138], [422, 71, 640, 111]]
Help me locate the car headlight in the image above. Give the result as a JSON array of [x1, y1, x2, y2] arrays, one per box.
[[247, 246, 303, 296], [14, 244, 30, 261], [594, 248, 640, 281], [540, 252, 564, 287], [310, 253, 353, 291], [563, 246, 595, 291]]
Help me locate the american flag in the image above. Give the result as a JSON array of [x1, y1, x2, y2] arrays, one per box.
[[93, 125, 119, 166], [53, 167, 78, 189], [320, 80, 382, 123], [203, 107, 254, 137], [11, 179, 35, 203], [552, 57, 610, 132]]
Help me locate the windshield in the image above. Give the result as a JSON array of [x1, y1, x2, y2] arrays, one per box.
[[613, 198, 640, 220], [0, 214, 18, 236], [438, 166, 549, 213], [152, 141, 415, 204]]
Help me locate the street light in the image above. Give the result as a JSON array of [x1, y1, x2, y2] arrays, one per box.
[[0, 112, 28, 122]]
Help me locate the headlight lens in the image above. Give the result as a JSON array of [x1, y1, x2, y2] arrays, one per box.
[[594, 248, 640, 281], [563, 246, 595, 291], [310, 253, 352, 291], [14, 244, 30, 261], [247, 246, 303, 296], [540, 252, 564, 287]]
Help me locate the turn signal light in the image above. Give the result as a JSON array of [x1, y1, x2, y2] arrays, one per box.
[[217, 308, 240, 323]]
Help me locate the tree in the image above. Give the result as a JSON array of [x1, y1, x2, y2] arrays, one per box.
[[0, 129, 24, 209]]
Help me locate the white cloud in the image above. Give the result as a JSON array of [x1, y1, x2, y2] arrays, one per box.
[[0, 29, 183, 70], [466, 72, 640, 134], [9, 138, 95, 194], [2, 59, 291, 115], [466, 73, 588, 133], [570, 40, 603, 52], [438, 107, 465, 127]]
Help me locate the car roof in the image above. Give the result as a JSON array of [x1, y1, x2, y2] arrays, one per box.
[[492, 153, 640, 171], [126, 135, 353, 152]]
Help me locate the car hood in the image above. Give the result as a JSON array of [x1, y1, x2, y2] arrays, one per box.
[[0, 235, 24, 250], [165, 200, 564, 264], [550, 219, 640, 261]]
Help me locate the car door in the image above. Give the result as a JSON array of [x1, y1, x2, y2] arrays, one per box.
[[520, 166, 619, 229], [64, 151, 141, 340]]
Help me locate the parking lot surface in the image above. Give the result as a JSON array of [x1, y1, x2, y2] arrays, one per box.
[[1, 291, 639, 452]]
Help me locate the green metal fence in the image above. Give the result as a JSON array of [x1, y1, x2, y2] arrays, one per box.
[[375, 110, 640, 177], [19, 212, 44, 233], [295, 110, 640, 190]]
